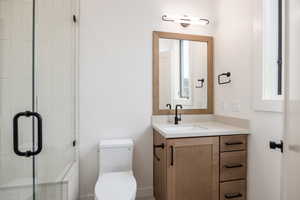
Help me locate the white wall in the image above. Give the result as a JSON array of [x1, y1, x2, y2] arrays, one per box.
[[80, 0, 284, 199], [214, 0, 283, 200], [282, 0, 300, 199], [214, 0, 252, 118], [79, 0, 216, 199]]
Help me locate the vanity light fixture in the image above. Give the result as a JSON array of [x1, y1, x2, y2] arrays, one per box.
[[162, 14, 210, 27]]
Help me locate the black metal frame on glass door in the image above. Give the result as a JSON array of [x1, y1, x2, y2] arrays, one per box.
[[277, 0, 283, 95], [32, 0, 37, 199]]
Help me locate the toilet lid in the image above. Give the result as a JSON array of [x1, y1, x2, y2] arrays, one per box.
[[95, 171, 136, 200]]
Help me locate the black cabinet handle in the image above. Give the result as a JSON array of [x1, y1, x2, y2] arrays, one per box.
[[225, 193, 242, 199], [13, 111, 43, 157], [154, 144, 165, 149], [225, 142, 243, 146], [224, 164, 243, 169], [153, 143, 164, 161], [170, 146, 174, 166]]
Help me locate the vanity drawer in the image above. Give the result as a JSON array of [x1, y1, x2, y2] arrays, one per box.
[[221, 135, 247, 152], [220, 180, 246, 200], [220, 151, 246, 182]]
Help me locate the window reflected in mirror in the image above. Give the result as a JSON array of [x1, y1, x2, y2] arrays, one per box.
[[159, 38, 208, 110]]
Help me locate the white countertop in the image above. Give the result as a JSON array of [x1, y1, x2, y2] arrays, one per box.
[[152, 121, 250, 138]]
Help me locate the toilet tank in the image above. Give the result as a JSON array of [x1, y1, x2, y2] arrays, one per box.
[[99, 139, 134, 174]]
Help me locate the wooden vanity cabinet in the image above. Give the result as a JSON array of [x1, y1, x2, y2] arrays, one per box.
[[153, 130, 248, 200], [154, 130, 220, 200], [219, 135, 248, 200], [153, 131, 167, 200], [167, 137, 220, 200]]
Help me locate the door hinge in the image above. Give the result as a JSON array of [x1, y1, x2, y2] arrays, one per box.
[[73, 15, 77, 23], [72, 140, 76, 147]]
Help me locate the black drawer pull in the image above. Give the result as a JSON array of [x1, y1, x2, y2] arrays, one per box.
[[170, 146, 174, 166], [224, 164, 243, 169], [225, 193, 242, 199], [225, 142, 243, 146], [154, 143, 165, 149]]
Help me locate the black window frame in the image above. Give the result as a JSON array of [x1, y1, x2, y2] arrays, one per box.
[[277, 0, 283, 95]]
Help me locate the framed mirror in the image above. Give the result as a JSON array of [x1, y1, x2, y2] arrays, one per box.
[[153, 31, 213, 115]]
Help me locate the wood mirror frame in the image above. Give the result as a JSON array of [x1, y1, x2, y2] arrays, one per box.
[[153, 31, 214, 115]]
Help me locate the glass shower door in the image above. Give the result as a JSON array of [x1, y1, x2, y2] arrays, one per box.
[[0, 0, 39, 199], [34, 0, 77, 196], [0, 0, 77, 199]]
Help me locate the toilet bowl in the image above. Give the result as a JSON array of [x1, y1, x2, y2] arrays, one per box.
[[95, 139, 137, 200], [95, 171, 136, 200]]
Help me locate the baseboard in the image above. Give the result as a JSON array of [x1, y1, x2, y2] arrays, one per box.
[[136, 186, 154, 199], [79, 187, 154, 200]]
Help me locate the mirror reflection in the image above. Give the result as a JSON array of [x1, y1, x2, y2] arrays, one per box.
[[159, 38, 208, 110]]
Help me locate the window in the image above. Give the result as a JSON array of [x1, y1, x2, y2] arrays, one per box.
[[253, 0, 283, 112], [262, 0, 283, 100], [179, 40, 191, 99]]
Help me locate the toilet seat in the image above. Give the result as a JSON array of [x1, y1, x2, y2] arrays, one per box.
[[95, 171, 137, 200]]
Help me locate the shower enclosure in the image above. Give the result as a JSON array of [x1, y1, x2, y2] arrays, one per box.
[[0, 0, 78, 199]]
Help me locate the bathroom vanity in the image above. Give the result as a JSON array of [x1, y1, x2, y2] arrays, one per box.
[[152, 31, 249, 200], [153, 122, 249, 200]]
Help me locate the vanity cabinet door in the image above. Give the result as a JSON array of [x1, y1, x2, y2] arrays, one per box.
[[167, 137, 219, 200], [153, 130, 167, 200]]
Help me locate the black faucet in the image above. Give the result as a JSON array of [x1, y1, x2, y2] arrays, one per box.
[[174, 104, 183, 125]]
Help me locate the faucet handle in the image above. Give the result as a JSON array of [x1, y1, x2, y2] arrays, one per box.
[[166, 104, 172, 110], [166, 104, 173, 123]]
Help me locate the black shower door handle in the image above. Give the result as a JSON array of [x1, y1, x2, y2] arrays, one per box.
[[13, 111, 43, 157]]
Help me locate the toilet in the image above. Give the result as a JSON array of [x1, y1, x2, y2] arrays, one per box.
[[95, 139, 137, 200]]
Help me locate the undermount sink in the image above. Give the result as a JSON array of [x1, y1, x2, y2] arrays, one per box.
[[161, 124, 208, 132]]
